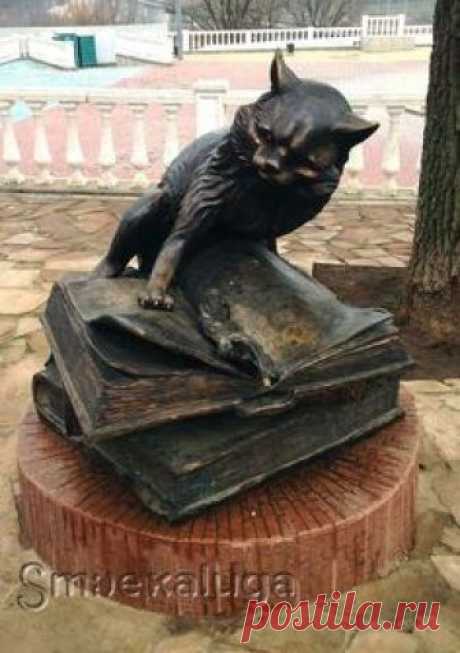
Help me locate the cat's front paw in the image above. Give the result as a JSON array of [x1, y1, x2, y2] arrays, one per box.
[[138, 289, 175, 311]]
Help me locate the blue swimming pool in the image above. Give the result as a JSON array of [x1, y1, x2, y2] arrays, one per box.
[[0, 59, 146, 120]]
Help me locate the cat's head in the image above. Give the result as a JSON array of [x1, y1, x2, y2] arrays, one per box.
[[242, 51, 379, 192]]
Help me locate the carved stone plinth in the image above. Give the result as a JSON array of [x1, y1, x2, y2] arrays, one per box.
[[17, 390, 419, 618]]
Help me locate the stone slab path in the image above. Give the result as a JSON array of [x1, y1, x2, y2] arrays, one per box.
[[0, 192, 459, 653]]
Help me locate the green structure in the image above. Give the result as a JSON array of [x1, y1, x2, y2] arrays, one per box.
[[53, 33, 98, 68], [77, 35, 97, 67]]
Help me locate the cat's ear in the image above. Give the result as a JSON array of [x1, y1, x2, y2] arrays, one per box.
[[270, 50, 299, 94], [333, 113, 379, 148]]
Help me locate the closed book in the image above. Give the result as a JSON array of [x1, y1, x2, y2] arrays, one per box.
[[34, 361, 404, 522]]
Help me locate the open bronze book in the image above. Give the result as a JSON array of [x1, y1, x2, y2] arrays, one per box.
[[37, 241, 410, 441]]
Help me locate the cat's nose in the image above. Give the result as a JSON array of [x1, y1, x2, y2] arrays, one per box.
[[260, 158, 281, 175]]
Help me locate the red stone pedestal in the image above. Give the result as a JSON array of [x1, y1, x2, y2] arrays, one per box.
[[17, 390, 419, 618]]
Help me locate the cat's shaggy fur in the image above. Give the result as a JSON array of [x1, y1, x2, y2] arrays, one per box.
[[95, 52, 378, 310]]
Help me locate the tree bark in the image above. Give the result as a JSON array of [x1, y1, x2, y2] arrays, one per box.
[[406, 0, 460, 343]]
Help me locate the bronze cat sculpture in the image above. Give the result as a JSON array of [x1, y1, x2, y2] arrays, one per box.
[[94, 51, 379, 310]]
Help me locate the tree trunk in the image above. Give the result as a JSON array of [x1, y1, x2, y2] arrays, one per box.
[[406, 0, 460, 343]]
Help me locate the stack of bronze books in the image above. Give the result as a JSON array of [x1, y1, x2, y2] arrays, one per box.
[[34, 240, 411, 522]]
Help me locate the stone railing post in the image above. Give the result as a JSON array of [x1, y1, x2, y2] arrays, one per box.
[[193, 79, 230, 137], [96, 102, 117, 188], [361, 14, 370, 38], [398, 14, 406, 37], [62, 100, 86, 187], [406, 103, 426, 193], [163, 103, 180, 170], [129, 102, 150, 189], [181, 29, 190, 53], [20, 36, 28, 58], [29, 99, 52, 185], [345, 103, 368, 193], [0, 100, 24, 184], [382, 104, 405, 195]]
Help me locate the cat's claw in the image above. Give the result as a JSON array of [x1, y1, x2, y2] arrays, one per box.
[[138, 290, 175, 311]]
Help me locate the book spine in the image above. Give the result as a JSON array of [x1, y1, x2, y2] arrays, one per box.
[[169, 375, 402, 520], [32, 366, 81, 438], [43, 283, 254, 440]]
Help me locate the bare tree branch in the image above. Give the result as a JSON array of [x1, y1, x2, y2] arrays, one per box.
[[166, 0, 286, 30], [284, 0, 362, 28]]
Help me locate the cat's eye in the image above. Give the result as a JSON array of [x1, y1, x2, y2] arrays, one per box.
[[257, 125, 272, 142], [307, 157, 322, 172]]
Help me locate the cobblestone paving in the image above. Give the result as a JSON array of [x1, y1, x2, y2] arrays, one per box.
[[0, 193, 459, 653]]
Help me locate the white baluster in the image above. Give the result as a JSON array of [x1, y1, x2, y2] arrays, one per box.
[[413, 141, 423, 197], [0, 100, 24, 184], [62, 100, 86, 187], [416, 140, 423, 173], [193, 80, 229, 137], [96, 102, 117, 188], [163, 103, 180, 170], [345, 103, 368, 194], [182, 29, 190, 53], [404, 103, 425, 195], [129, 102, 149, 189], [416, 104, 425, 194], [382, 104, 404, 195], [20, 36, 28, 58], [398, 13, 406, 37], [29, 100, 52, 185]]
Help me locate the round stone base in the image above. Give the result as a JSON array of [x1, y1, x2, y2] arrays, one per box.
[[17, 390, 419, 617]]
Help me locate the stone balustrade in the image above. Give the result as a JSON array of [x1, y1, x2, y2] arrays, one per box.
[[182, 16, 432, 53], [362, 14, 406, 37], [404, 24, 433, 46], [184, 26, 363, 53], [0, 85, 425, 198]]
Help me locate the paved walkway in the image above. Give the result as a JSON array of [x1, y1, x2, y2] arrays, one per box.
[[0, 192, 459, 653], [119, 49, 430, 96]]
